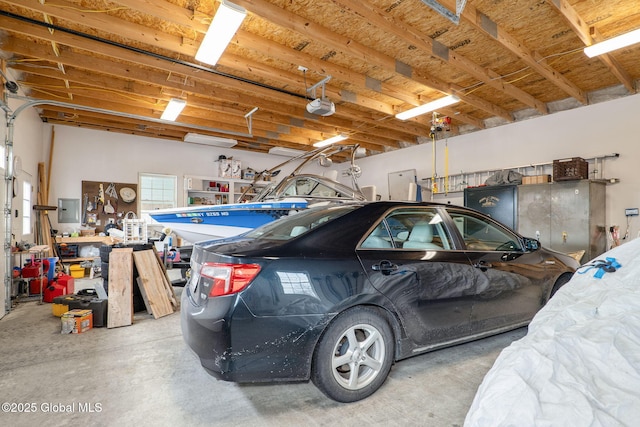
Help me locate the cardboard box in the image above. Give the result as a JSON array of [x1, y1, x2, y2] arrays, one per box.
[[242, 169, 256, 180], [61, 309, 93, 334], [218, 159, 242, 178], [522, 175, 551, 185]]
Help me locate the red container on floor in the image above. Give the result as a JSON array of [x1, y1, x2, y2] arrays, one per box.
[[44, 282, 67, 303], [22, 262, 42, 279], [56, 273, 75, 294], [29, 277, 48, 295]]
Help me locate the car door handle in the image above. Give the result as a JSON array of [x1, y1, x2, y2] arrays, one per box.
[[372, 260, 398, 276], [473, 261, 493, 271]]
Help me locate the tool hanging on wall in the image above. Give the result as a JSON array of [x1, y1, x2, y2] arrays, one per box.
[[98, 183, 106, 213], [105, 182, 118, 199], [104, 199, 115, 214], [98, 183, 105, 205], [82, 193, 88, 225]]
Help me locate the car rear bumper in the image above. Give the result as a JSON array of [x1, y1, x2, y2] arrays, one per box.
[[180, 286, 236, 377], [181, 285, 327, 383]]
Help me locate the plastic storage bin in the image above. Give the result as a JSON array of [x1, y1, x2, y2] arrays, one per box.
[[69, 264, 85, 279]]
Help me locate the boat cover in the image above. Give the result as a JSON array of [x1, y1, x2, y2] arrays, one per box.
[[465, 238, 640, 426]]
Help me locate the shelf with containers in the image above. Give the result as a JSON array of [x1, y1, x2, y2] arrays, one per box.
[[55, 235, 115, 263], [184, 175, 269, 206]]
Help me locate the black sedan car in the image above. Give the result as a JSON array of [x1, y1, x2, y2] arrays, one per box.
[[181, 201, 579, 402]]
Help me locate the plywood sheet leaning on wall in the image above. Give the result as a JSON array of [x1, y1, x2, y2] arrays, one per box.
[[132, 250, 176, 319], [152, 247, 178, 311], [107, 248, 134, 328]]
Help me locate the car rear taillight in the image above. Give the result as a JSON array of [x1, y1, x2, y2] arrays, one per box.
[[200, 263, 261, 297]]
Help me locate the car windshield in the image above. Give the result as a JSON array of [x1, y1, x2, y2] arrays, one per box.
[[244, 204, 358, 241]]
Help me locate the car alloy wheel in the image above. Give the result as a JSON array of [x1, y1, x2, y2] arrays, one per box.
[[312, 307, 394, 402]]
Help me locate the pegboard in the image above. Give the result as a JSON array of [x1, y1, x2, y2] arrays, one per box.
[[81, 180, 138, 232]]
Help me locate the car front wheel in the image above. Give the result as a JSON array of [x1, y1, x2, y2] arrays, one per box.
[[312, 307, 394, 402], [549, 273, 572, 299]]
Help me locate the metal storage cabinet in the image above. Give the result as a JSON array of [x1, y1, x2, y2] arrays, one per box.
[[463, 185, 518, 230], [517, 180, 606, 262]]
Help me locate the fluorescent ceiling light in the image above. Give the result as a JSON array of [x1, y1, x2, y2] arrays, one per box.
[[160, 98, 186, 121], [183, 133, 237, 148], [313, 134, 348, 148], [584, 28, 640, 58], [268, 146, 306, 157], [395, 95, 460, 120], [195, 0, 247, 66]]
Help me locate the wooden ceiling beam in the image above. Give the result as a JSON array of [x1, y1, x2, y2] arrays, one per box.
[[15, 61, 414, 149], [33, 91, 322, 146], [229, 0, 511, 122], [28, 82, 398, 152], [113, 0, 484, 128], [4, 33, 423, 146], [7, 0, 454, 126], [438, 0, 587, 104], [39, 109, 186, 138], [1, 10, 434, 141], [2, 1, 484, 139], [549, 0, 635, 93], [39, 106, 388, 154], [336, 0, 547, 114]]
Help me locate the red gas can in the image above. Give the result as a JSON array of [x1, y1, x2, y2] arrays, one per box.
[[56, 273, 75, 294], [22, 262, 42, 279], [44, 282, 67, 303], [29, 277, 48, 295]]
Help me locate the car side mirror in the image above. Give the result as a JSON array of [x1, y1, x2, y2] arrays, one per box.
[[523, 237, 540, 252]]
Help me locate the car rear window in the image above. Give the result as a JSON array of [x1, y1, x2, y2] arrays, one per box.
[[244, 205, 358, 241]]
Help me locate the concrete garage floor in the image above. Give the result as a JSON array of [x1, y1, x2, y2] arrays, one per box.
[[0, 281, 526, 427]]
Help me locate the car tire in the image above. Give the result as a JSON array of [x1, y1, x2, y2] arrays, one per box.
[[311, 307, 394, 403], [549, 273, 572, 299]]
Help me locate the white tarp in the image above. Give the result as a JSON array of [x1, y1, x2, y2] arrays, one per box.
[[465, 238, 640, 427]]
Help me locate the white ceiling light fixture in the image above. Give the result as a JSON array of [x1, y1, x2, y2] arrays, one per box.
[[395, 95, 460, 120], [313, 133, 348, 148], [160, 98, 186, 121], [184, 133, 237, 148], [195, 0, 247, 66], [584, 28, 640, 58], [268, 146, 306, 157]]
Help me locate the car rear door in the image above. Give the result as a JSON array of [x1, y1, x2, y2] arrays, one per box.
[[356, 207, 479, 348]]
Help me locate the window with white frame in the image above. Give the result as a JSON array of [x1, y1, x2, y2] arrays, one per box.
[[22, 181, 31, 236], [139, 173, 177, 214]]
